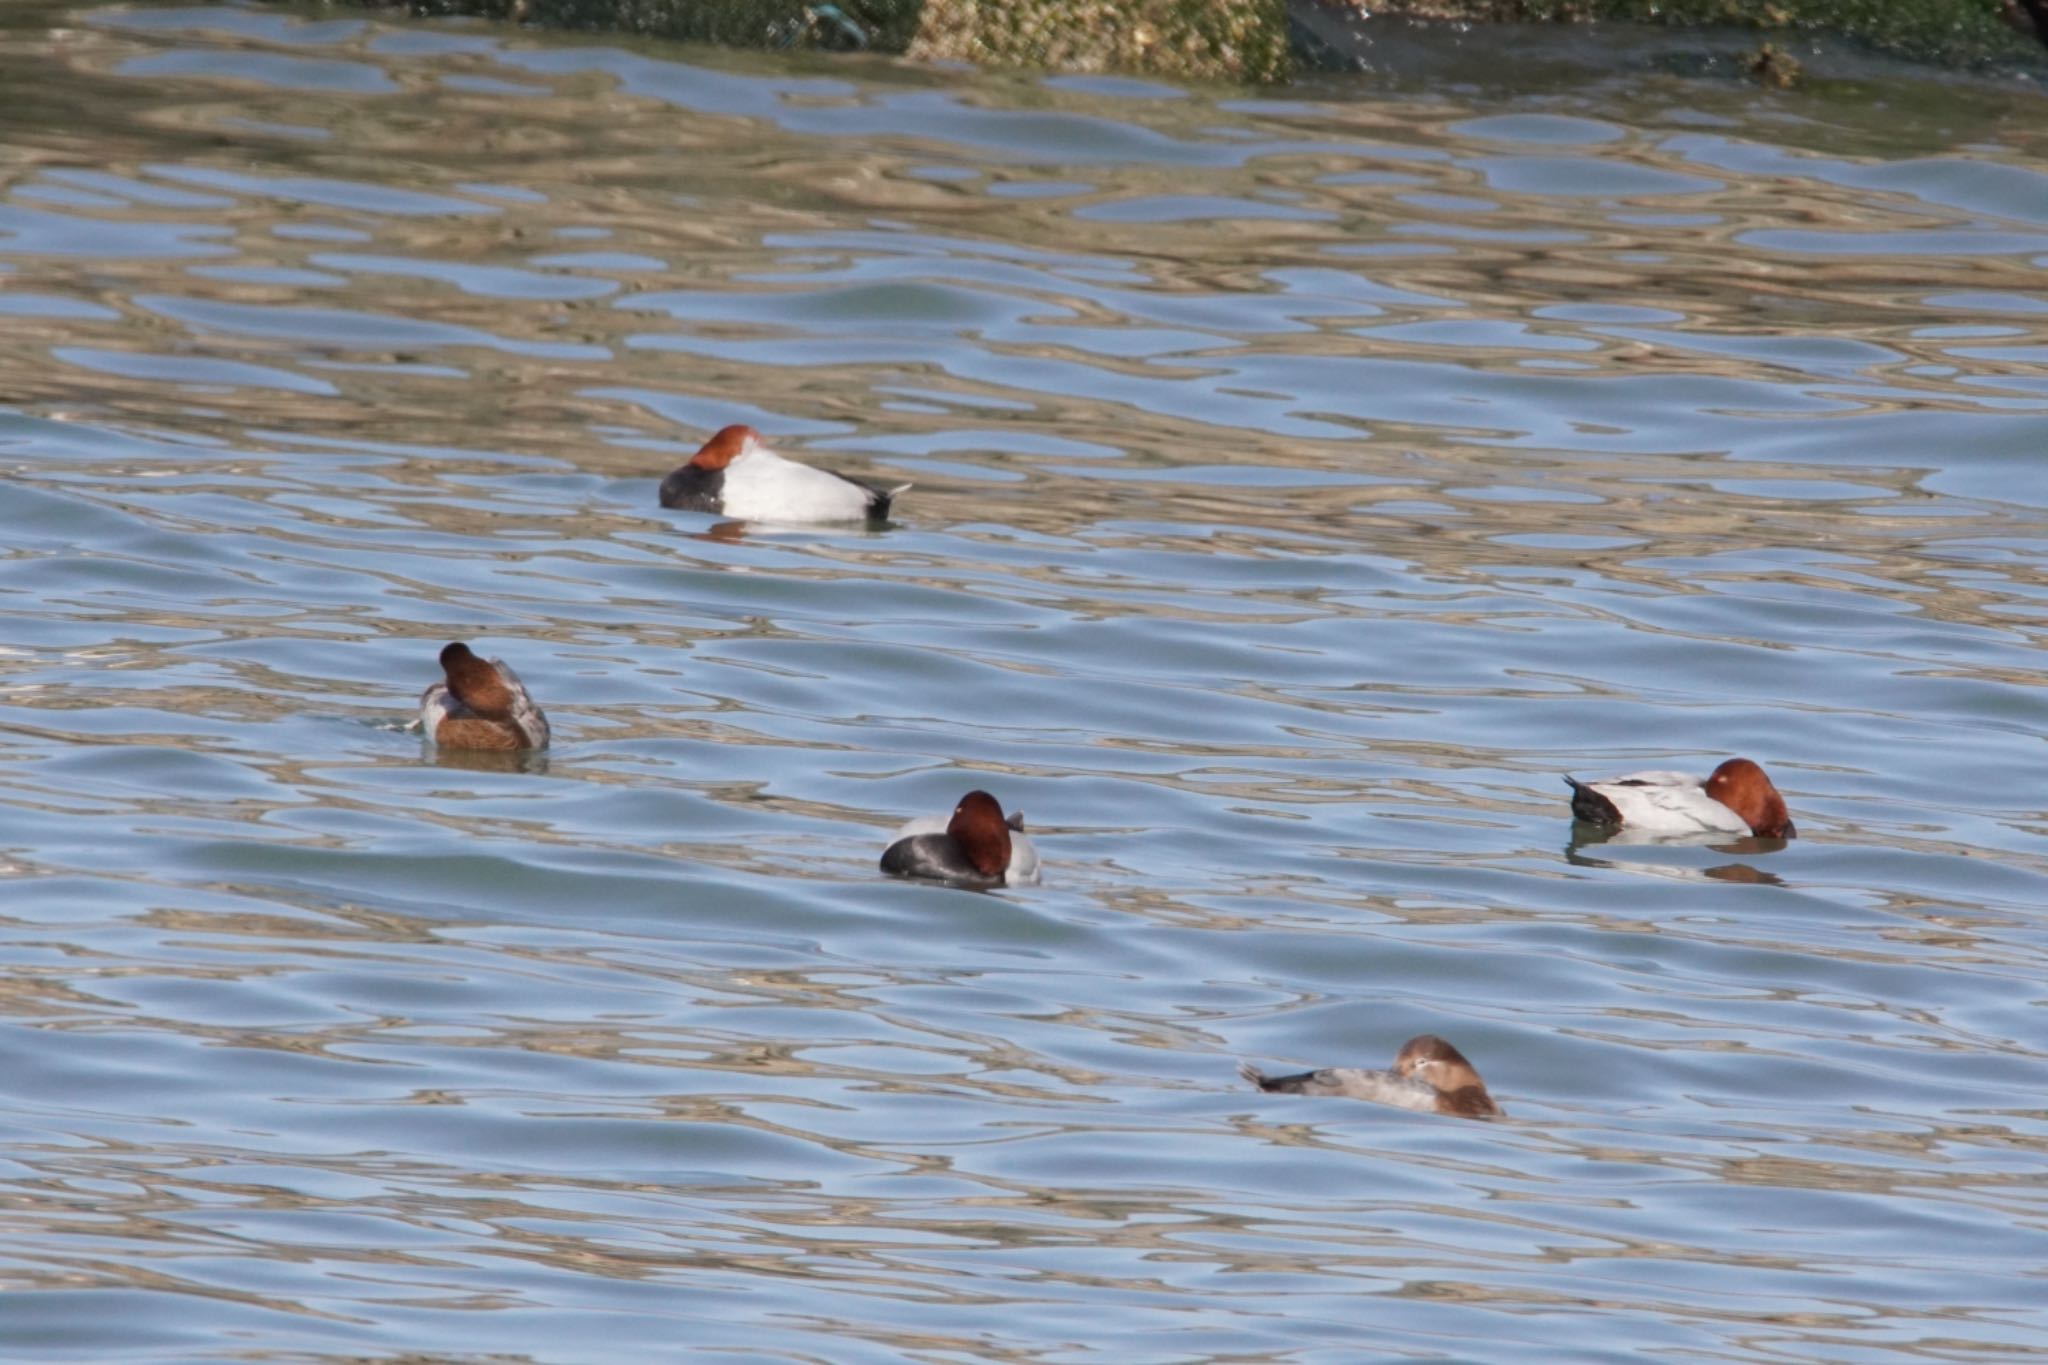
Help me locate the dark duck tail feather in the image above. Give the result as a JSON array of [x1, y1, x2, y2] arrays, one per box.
[[1564, 775, 1621, 826]]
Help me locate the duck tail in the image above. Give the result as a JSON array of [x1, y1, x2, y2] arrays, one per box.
[[870, 482, 913, 519]]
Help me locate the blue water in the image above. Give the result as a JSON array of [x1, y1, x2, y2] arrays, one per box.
[[2, 4, 2047, 1360]]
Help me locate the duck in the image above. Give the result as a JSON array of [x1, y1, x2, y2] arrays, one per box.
[[1240, 1033, 1502, 1119], [1564, 757, 1795, 839], [879, 789, 1040, 889], [659, 424, 908, 524], [417, 642, 550, 751]]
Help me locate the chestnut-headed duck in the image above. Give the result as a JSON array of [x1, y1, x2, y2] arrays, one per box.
[[418, 642, 550, 751], [880, 790, 1040, 889], [1240, 1033, 1502, 1119], [659, 424, 908, 524], [1565, 757, 1795, 840]]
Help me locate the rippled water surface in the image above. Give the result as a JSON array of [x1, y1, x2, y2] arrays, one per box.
[[4, 3, 2048, 1359]]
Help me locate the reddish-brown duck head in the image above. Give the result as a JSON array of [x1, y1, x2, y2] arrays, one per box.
[[689, 424, 759, 471], [1703, 757, 1795, 838], [1394, 1033, 1501, 1118], [946, 790, 1013, 879], [440, 642, 516, 719]]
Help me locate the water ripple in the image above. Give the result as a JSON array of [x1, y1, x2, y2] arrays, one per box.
[[1, 2, 2046, 1360]]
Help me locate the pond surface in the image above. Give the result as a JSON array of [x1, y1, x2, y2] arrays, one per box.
[[3, 4, 2047, 1360]]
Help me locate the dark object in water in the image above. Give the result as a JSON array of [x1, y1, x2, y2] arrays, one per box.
[[2005, 0, 2048, 47]]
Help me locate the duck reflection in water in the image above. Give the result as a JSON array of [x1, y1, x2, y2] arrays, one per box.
[[428, 746, 552, 776], [1565, 830, 1788, 887], [686, 517, 894, 547]]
